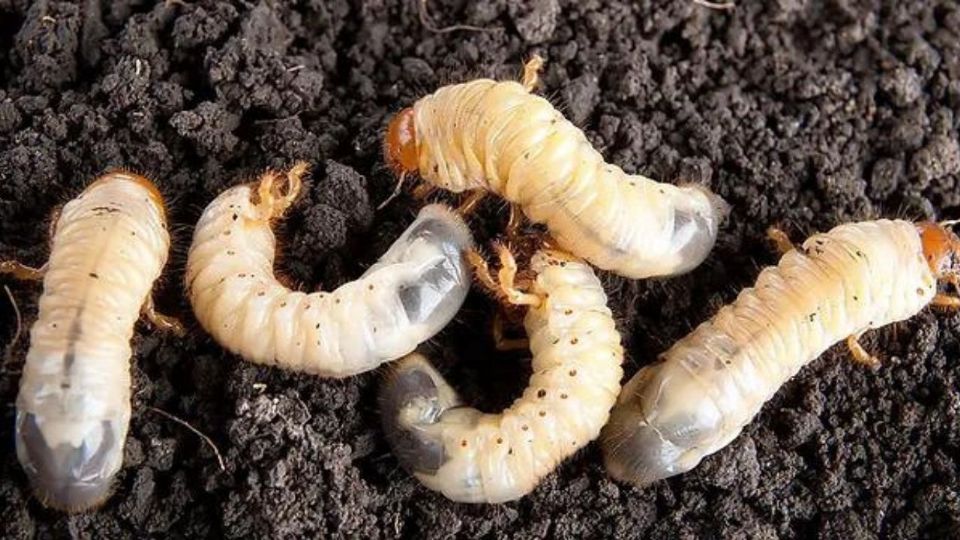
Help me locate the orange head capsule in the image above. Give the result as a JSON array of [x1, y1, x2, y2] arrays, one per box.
[[385, 107, 420, 175], [917, 221, 960, 278]]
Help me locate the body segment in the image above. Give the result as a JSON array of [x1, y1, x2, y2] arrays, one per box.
[[185, 164, 473, 377], [385, 58, 727, 279], [381, 249, 624, 502], [14, 173, 172, 511], [602, 219, 949, 486]]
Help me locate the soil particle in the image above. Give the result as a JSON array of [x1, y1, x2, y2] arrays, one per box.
[[170, 101, 241, 157], [775, 408, 824, 450], [510, 0, 560, 45], [285, 159, 373, 283], [170, 3, 237, 50], [881, 66, 924, 107], [911, 135, 960, 189], [693, 436, 761, 495], [13, 1, 82, 92], [562, 72, 600, 126], [0, 0, 959, 538], [869, 158, 904, 200], [204, 3, 324, 119]]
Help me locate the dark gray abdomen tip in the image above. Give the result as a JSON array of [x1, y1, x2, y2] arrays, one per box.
[[397, 215, 470, 326], [379, 367, 447, 475], [16, 413, 117, 512], [602, 409, 682, 487], [398, 258, 462, 324]]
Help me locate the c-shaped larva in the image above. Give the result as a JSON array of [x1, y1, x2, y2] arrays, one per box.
[[380, 246, 624, 502], [384, 56, 729, 279], [185, 163, 473, 377], [2, 172, 180, 512], [602, 219, 960, 487]]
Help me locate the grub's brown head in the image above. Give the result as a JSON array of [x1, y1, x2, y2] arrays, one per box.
[[918, 221, 960, 278], [384, 107, 419, 175]]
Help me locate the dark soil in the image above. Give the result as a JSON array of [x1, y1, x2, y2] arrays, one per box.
[[1, 0, 959, 538]]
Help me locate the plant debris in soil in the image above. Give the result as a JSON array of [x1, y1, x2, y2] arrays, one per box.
[[1, 0, 959, 538]]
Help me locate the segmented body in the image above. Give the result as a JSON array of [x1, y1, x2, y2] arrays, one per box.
[[185, 171, 473, 377], [16, 173, 170, 511], [405, 77, 727, 278], [602, 219, 938, 486], [381, 250, 624, 502]]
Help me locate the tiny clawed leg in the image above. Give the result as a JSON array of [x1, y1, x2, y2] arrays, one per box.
[[0, 261, 46, 281], [467, 244, 542, 308], [3, 211, 54, 281], [378, 171, 407, 211], [522, 54, 544, 92], [766, 226, 796, 256], [846, 333, 880, 369], [493, 243, 541, 307], [506, 204, 524, 241], [142, 296, 186, 337], [467, 249, 500, 297], [456, 190, 486, 216], [932, 293, 960, 310], [929, 274, 960, 310], [257, 162, 308, 218], [47, 206, 62, 244]]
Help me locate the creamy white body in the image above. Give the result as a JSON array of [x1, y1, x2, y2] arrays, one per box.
[[381, 250, 624, 503], [602, 219, 938, 486], [16, 173, 170, 511], [411, 79, 727, 278], [186, 177, 472, 377]]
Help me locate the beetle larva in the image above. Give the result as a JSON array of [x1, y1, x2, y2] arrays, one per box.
[[185, 163, 473, 377], [380, 246, 624, 502], [3, 172, 180, 512], [384, 56, 728, 279], [602, 219, 960, 487]]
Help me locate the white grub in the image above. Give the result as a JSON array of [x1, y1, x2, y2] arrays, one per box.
[[381, 247, 624, 502], [12, 172, 175, 512], [603, 219, 960, 486], [185, 163, 474, 377], [384, 56, 728, 279]]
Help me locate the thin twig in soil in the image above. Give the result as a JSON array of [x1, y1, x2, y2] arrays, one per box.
[[418, 0, 500, 34], [148, 406, 227, 472], [3, 285, 22, 368], [693, 0, 736, 10]]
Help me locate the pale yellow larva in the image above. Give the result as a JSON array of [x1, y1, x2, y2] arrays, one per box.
[[602, 219, 960, 487], [185, 163, 473, 377], [8, 172, 177, 512], [380, 247, 624, 503], [384, 56, 728, 279]]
